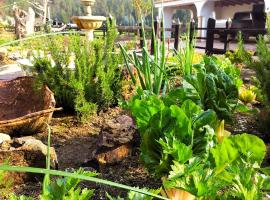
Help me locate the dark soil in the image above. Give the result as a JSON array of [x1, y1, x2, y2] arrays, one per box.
[[13, 107, 161, 199], [11, 66, 270, 199]]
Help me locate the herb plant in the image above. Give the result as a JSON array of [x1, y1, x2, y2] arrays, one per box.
[[120, 7, 168, 96], [29, 19, 122, 121], [164, 134, 270, 200]]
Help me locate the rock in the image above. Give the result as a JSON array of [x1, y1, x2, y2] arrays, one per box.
[[83, 144, 132, 171], [0, 136, 58, 185], [0, 133, 11, 144], [95, 144, 132, 165], [99, 114, 136, 148], [83, 114, 136, 171], [0, 48, 8, 61], [8, 52, 22, 61]]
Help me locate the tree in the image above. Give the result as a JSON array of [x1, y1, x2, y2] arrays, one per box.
[[132, 0, 152, 20]]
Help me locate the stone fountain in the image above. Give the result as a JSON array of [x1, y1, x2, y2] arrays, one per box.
[[71, 0, 106, 41]]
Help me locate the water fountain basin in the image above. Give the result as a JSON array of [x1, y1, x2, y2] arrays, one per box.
[[71, 16, 106, 30]]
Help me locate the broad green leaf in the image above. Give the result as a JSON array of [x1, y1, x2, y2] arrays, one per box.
[[211, 137, 239, 168], [233, 134, 266, 164], [211, 134, 266, 168], [180, 99, 203, 120], [193, 109, 217, 130]]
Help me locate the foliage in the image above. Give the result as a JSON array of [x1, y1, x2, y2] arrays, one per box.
[[175, 33, 195, 76], [0, 124, 167, 200], [10, 195, 34, 200], [182, 56, 239, 120], [0, 168, 13, 199], [164, 158, 227, 198], [128, 94, 217, 177], [29, 20, 122, 120], [225, 33, 253, 65], [120, 14, 168, 96], [239, 86, 256, 104], [164, 134, 269, 199], [132, 0, 152, 19], [249, 33, 270, 104], [40, 168, 96, 200], [0, 31, 15, 46], [106, 188, 161, 200], [211, 134, 268, 200], [215, 56, 243, 89]]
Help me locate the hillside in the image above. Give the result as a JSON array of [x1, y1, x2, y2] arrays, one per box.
[[2, 0, 137, 25], [1, 0, 189, 25]]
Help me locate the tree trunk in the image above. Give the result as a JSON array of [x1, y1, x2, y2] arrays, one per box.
[[43, 0, 48, 24], [13, 5, 27, 39]]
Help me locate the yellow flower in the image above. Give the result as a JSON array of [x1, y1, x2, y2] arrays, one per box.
[[239, 87, 256, 104], [216, 120, 231, 143]]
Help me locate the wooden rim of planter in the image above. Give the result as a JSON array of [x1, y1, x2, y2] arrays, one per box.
[[0, 107, 62, 125]]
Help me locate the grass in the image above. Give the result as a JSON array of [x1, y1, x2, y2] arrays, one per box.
[[0, 31, 15, 46]]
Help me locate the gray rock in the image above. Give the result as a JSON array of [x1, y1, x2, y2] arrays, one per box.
[[0, 136, 58, 185], [0, 47, 8, 59], [14, 136, 58, 167], [99, 114, 136, 148], [0, 133, 11, 144]]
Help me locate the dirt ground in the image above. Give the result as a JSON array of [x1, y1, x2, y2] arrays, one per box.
[[13, 108, 161, 199], [8, 66, 270, 199]]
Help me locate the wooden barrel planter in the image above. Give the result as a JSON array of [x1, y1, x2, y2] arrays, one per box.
[[0, 76, 61, 136]]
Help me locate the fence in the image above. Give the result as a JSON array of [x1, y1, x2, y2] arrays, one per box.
[[192, 18, 267, 55], [100, 18, 267, 55], [96, 20, 184, 54], [3, 18, 267, 55]]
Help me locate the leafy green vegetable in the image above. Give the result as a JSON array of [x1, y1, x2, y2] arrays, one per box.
[[211, 133, 266, 168], [106, 188, 161, 200], [128, 95, 217, 177], [40, 168, 96, 200], [182, 56, 239, 120], [164, 158, 227, 198], [10, 195, 34, 200]]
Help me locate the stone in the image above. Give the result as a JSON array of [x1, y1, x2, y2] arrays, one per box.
[[83, 144, 132, 171], [0, 133, 11, 144], [0, 48, 8, 61], [83, 114, 136, 171], [0, 137, 58, 185], [8, 52, 22, 60], [99, 114, 136, 148], [25, 7, 35, 36], [95, 144, 132, 165]]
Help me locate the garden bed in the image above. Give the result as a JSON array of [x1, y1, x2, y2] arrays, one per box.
[[10, 98, 269, 199], [13, 107, 161, 199]]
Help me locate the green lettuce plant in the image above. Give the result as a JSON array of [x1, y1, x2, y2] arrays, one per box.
[[106, 188, 161, 200], [181, 56, 239, 120], [40, 168, 96, 200], [164, 133, 270, 200], [127, 94, 217, 177]]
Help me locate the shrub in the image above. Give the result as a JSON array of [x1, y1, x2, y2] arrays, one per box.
[[251, 34, 270, 103], [29, 19, 122, 120], [225, 32, 253, 65]]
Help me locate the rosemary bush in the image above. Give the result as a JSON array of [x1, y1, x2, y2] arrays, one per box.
[[30, 20, 122, 120]]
